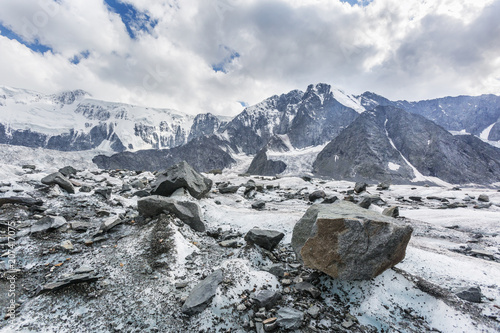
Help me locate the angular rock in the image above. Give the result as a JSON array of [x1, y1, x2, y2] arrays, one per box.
[[37, 269, 100, 294], [251, 289, 281, 309], [291, 201, 413, 280], [309, 190, 326, 202], [138, 195, 205, 232], [382, 206, 399, 218], [58, 166, 77, 177], [80, 185, 92, 193], [99, 217, 124, 232], [31, 216, 67, 234], [377, 182, 390, 190], [151, 161, 212, 199], [294, 282, 321, 298], [455, 286, 482, 303], [182, 269, 224, 315], [218, 185, 240, 194], [0, 196, 43, 207], [244, 228, 285, 251], [276, 307, 304, 330], [322, 196, 338, 204], [354, 182, 367, 194], [478, 194, 489, 202], [95, 188, 112, 200], [41, 172, 75, 194], [251, 201, 266, 210], [263, 264, 286, 278]]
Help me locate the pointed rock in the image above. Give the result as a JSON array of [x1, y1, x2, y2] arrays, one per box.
[[182, 269, 224, 316], [151, 161, 212, 199], [41, 172, 75, 194], [244, 228, 284, 251]]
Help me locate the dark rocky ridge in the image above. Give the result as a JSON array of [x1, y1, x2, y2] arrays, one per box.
[[360, 92, 500, 140], [92, 136, 235, 172], [313, 106, 500, 184]]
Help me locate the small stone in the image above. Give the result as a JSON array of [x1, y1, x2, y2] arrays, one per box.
[[307, 305, 321, 319], [80, 185, 92, 193], [219, 239, 239, 248], [251, 290, 281, 309], [382, 206, 399, 218], [60, 240, 74, 250], [409, 196, 422, 202], [294, 282, 321, 298], [252, 201, 266, 210], [175, 282, 188, 289], [237, 304, 247, 311]]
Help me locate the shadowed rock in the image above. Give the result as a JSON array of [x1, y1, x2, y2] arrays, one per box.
[[0, 197, 43, 207], [151, 161, 212, 199], [291, 201, 412, 280], [138, 195, 205, 232], [41, 172, 75, 194], [245, 228, 285, 251]]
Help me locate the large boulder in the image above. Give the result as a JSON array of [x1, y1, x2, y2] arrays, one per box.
[[182, 269, 224, 315], [137, 195, 205, 232], [151, 161, 212, 199], [41, 172, 75, 194], [291, 201, 412, 280]]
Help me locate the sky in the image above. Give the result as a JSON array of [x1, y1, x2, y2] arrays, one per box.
[[0, 0, 499, 116]]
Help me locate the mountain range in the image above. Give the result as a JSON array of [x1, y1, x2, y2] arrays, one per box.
[[2, 83, 500, 185]]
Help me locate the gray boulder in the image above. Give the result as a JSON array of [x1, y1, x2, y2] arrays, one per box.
[[455, 286, 482, 303], [151, 161, 212, 199], [58, 166, 77, 177], [309, 190, 326, 202], [291, 201, 412, 280], [31, 216, 67, 234], [382, 206, 399, 218], [277, 307, 304, 330], [137, 195, 205, 232], [244, 228, 285, 251], [478, 194, 489, 202], [182, 269, 224, 315], [218, 185, 240, 194], [41, 172, 75, 194], [0, 197, 43, 207], [251, 289, 281, 309], [354, 182, 367, 194]]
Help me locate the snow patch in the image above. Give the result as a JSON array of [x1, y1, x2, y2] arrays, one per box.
[[480, 123, 496, 140], [388, 162, 400, 171]]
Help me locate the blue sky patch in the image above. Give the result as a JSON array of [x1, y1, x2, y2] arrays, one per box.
[[212, 46, 240, 73], [104, 0, 157, 39], [70, 50, 90, 65], [0, 23, 53, 54], [238, 101, 248, 107], [340, 0, 373, 6]]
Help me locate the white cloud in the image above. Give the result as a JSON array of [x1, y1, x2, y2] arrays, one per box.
[[0, 0, 499, 116]]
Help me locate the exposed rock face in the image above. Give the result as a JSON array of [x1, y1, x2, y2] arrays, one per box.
[[244, 228, 285, 251], [0, 196, 43, 207], [247, 148, 287, 176], [360, 91, 500, 140], [455, 286, 482, 303], [188, 113, 227, 141], [277, 307, 304, 330], [137, 195, 205, 232], [313, 106, 500, 184], [151, 161, 212, 199], [41, 172, 75, 194], [291, 201, 413, 280], [92, 136, 235, 172], [181, 269, 224, 315], [220, 84, 359, 154]]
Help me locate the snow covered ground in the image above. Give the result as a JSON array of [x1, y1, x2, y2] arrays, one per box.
[[1, 145, 499, 332]]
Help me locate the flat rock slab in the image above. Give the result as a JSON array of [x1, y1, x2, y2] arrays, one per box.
[[0, 197, 43, 207], [244, 228, 284, 251], [31, 216, 67, 234], [138, 195, 205, 232], [151, 161, 212, 199], [37, 270, 101, 294], [277, 307, 304, 330], [251, 289, 281, 309], [41, 172, 75, 194], [182, 269, 224, 316], [291, 201, 413, 280]]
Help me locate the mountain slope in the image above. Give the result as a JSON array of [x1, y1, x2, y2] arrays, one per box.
[[313, 106, 500, 184], [0, 86, 225, 153], [359, 92, 500, 143]]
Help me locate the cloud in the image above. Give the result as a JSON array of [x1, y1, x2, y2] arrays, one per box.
[[0, 0, 498, 116]]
